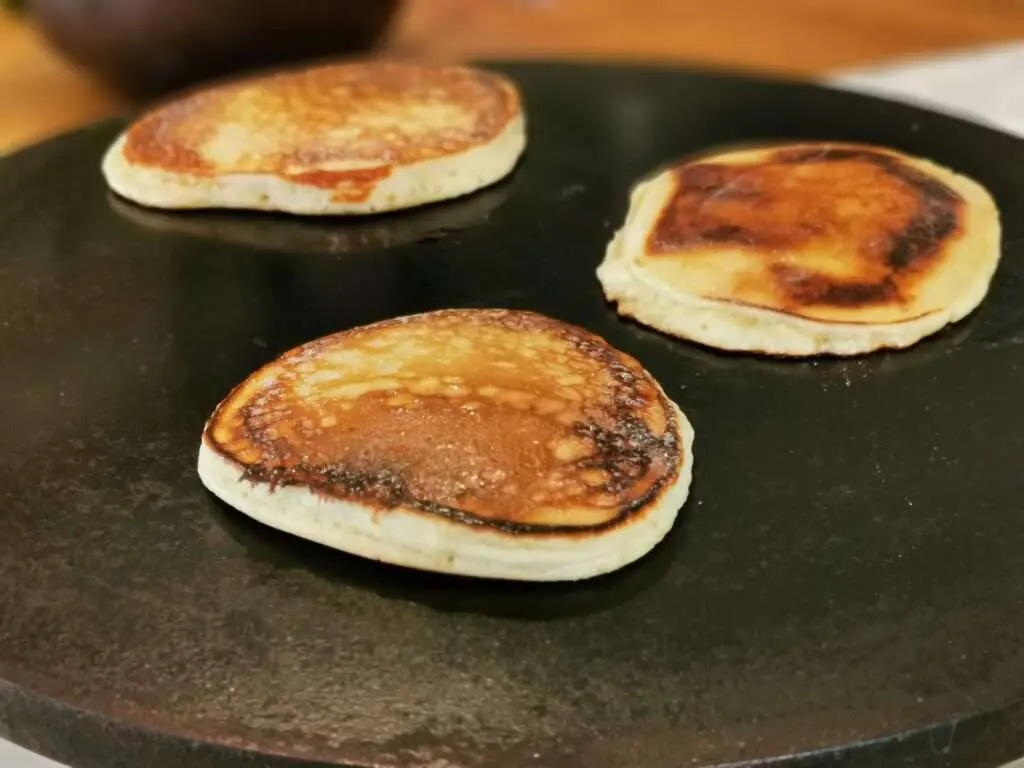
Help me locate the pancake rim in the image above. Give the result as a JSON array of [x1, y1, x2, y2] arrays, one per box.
[[102, 62, 527, 215], [196, 310, 695, 581], [597, 141, 1002, 357]]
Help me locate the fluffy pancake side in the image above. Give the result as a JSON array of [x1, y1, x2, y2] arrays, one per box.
[[198, 310, 694, 581], [597, 143, 1001, 356], [103, 62, 525, 215]]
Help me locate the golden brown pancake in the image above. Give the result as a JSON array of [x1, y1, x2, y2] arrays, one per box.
[[597, 142, 1001, 356], [197, 310, 694, 581], [102, 62, 526, 215]]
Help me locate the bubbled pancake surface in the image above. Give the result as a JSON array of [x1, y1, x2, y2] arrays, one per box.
[[203, 310, 684, 532], [110, 62, 523, 207]]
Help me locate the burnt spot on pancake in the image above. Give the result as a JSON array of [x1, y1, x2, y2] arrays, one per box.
[[769, 264, 902, 308], [121, 63, 521, 203], [646, 145, 964, 313], [205, 310, 682, 535]]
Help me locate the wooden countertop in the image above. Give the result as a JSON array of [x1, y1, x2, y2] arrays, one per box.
[[3, 0, 1024, 153]]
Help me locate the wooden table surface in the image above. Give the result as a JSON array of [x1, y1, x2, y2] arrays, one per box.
[[2, 0, 1024, 153]]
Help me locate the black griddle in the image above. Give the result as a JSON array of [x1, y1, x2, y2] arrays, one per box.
[[1, 61, 1023, 768]]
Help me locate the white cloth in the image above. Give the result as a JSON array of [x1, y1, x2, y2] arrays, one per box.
[[3, 41, 1024, 768], [831, 41, 1024, 138]]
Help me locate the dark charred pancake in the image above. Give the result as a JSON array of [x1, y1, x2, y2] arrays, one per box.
[[597, 141, 1001, 355], [641, 143, 972, 324], [202, 310, 685, 533]]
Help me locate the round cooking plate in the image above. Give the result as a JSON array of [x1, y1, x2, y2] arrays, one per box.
[[1, 62, 1023, 768]]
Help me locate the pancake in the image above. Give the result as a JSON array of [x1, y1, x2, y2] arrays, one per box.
[[102, 62, 525, 215], [197, 310, 694, 581], [597, 142, 1002, 356]]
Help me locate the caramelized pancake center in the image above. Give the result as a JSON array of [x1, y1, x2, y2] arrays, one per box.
[[644, 146, 965, 321], [122, 64, 520, 202], [207, 312, 680, 531]]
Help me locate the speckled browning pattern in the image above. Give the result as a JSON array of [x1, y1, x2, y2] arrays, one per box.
[[120, 62, 522, 203], [204, 310, 682, 533]]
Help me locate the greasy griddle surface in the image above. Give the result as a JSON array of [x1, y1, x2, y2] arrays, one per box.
[[1, 62, 1023, 768]]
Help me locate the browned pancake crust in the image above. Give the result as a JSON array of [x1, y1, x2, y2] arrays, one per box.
[[120, 62, 521, 203], [646, 145, 966, 318], [204, 310, 682, 534]]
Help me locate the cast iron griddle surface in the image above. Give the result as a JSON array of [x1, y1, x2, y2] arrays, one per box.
[[1, 62, 1023, 768]]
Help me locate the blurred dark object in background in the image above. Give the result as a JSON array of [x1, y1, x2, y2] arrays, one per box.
[[24, 0, 403, 100]]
